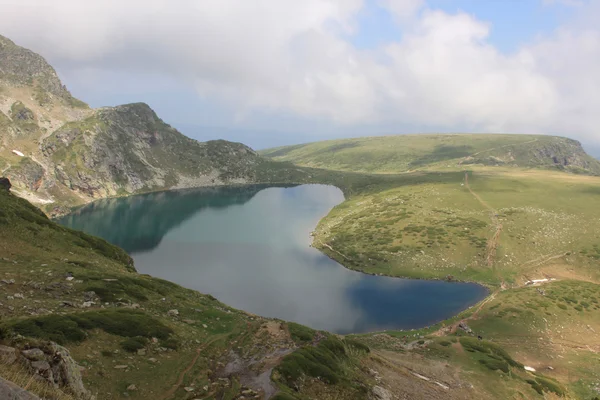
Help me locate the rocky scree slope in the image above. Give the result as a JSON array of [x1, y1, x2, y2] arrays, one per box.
[[0, 34, 269, 216]]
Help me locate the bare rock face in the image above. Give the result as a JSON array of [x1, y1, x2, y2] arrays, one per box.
[[0, 35, 72, 100]]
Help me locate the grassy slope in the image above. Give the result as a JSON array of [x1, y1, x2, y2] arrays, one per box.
[[0, 186, 308, 399], [261, 134, 600, 175], [2, 176, 584, 400], [261, 134, 600, 399]]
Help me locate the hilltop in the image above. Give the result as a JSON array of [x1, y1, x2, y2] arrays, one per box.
[[262, 134, 600, 175]]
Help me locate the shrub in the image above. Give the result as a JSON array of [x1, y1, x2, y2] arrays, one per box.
[[439, 340, 452, 347], [276, 337, 350, 386], [121, 337, 148, 352], [535, 376, 565, 396], [287, 322, 315, 344], [8, 310, 173, 344], [460, 337, 522, 368], [478, 358, 509, 373], [345, 338, 370, 353], [160, 337, 179, 350]]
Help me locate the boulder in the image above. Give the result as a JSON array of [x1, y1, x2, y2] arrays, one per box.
[[30, 360, 51, 372], [0, 177, 10, 191], [0, 376, 40, 400], [22, 348, 45, 361], [167, 309, 179, 317], [370, 386, 393, 400], [0, 345, 18, 364]]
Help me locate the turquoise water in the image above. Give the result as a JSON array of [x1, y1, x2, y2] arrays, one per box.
[[59, 184, 488, 334]]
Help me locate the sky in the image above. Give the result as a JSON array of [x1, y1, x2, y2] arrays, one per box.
[[1, 0, 599, 155]]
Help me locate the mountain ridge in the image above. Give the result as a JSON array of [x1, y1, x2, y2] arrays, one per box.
[[261, 133, 600, 175], [0, 34, 276, 216]]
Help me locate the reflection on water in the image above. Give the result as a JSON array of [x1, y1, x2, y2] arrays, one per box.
[[59, 184, 488, 334]]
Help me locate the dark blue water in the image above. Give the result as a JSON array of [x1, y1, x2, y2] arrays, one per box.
[[58, 184, 488, 334]]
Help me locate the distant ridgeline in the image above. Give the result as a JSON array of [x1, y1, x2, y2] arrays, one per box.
[[261, 134, 600, 175]]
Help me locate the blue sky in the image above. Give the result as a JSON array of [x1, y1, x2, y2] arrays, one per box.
[[3, 0, 598, 154]]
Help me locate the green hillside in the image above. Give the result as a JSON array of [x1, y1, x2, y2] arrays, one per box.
[[262, 134, 600, 175], [3, 179, 597, 399]]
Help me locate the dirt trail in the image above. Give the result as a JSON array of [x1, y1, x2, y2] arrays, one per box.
[[161, 335, 225, 400], [464, 172, 502, 267], [433, 290, 498, 337]]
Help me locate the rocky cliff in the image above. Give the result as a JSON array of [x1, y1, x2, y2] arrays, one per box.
[[0, 34, 266, 215]]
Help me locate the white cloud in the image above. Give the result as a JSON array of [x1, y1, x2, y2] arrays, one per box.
[[0, 0, 599, 145]]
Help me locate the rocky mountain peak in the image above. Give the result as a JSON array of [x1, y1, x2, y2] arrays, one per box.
[[0, 34, 72, 100]]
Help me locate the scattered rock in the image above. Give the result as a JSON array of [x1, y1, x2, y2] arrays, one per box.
[[83, 291, 97, 301], [137, 349, 146, 356], [127, 384, 137, 391], [148, 358, 157, 363], [371, 385, 393, 400], [30, 360, 51, 372], [184, 387, 195, 392], [81, 301, 94, 308], [114, 365, 129, 369], [167, 309, 179, 317]]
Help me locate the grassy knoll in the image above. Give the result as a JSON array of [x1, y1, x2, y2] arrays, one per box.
[[310, 168, 600, 285]]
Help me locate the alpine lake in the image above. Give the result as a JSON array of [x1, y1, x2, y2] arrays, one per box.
[[58, 184, 488, 334]]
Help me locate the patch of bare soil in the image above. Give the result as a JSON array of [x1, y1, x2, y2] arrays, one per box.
[[219, 321, 297, 398]]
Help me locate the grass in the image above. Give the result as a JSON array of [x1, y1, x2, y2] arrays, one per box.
[[308, 168, 600, 284]]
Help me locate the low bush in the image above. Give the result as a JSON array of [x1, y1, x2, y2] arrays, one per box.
[[345, 338, 370, 353], [121, 337, 147, 352], [478, 358, 509, 373], [8, 310, 173, 344], [535, 376, 565, 396], [276, 337, 349, 386], [287, 322, 316, 344]]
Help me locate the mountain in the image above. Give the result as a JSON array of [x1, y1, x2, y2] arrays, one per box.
[[0, 35, 270, 216], [261, 133, 600, 175]]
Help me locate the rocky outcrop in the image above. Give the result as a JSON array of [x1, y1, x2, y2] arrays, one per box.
[[5, 158, 44, 191], [0, 343, 92, 400], [0, 35, 72, 101], [40, 103, 263, 200]]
